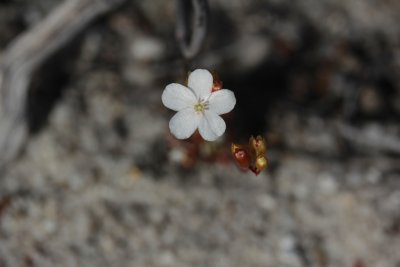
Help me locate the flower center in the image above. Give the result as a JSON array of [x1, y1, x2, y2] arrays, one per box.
[[194, 99, 209, 113]]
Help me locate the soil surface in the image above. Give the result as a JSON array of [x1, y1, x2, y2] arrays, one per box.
[[0, 0, 399, 266]]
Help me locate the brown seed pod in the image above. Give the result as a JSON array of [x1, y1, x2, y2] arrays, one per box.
[[255, 156, 268, 173], [232, 135, 268, 175], [249, 135, 267, 158]]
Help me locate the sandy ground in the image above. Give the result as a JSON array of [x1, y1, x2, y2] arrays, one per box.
[[0, 0, 399, 266]]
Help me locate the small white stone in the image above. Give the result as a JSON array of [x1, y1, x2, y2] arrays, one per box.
[[256, 195, 277, 212], [169, 148, 186, 164], [130, 36, 164, 61], [159, 251, 175, 266], [319, 173, 338, 195], [43, 219, 56, 234], [279, 235, 296, 252], [366, 168, 381, 184]]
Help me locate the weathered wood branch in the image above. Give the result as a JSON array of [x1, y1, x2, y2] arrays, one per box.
[[337, 123, 400, 155], [0, 0, 125, 169], [176, 0, 209, 59]]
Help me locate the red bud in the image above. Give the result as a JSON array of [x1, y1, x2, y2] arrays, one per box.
[[231, 143, 250, 170], [211, 70, 223, 92]]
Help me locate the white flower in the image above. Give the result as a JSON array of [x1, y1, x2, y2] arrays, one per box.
[[162, 69, 236, 141]]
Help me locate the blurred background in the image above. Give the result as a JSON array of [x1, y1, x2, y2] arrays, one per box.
[[0, 0, 399, 266]]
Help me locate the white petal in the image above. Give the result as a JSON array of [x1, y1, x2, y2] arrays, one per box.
[[162, 83, 196, 111], [188, 69, 213, 99], [198, 110, 226, 141], [208, 89, 236, 115], [169, 108, 201, 139]]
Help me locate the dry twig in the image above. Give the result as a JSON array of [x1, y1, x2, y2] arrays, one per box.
[[337, 123, 400, 155], [176, 0, 209, 60], [0, 0, 125, 169]]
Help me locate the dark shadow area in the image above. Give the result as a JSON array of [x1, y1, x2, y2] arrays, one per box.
[[26, 10, 125, 135], [229, 23, 322, 140], [0, 1, 27, 49], [26, 38, 81, 135]]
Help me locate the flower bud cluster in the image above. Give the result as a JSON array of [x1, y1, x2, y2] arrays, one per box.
[[231, 135, 268, 175]]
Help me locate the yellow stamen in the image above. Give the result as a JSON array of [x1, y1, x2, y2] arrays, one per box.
[[194, 100, 209, 113]]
